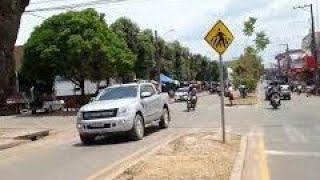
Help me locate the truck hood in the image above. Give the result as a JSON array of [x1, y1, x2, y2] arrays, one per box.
[[80, 98, 137, 112]]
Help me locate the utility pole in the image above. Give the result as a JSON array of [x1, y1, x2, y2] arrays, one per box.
[[294, 4, 319, 87], [286, 44, 290, 81], [280, 43, 291, 82], [154, 30, 162, 92], [311, 4, 319, 88]]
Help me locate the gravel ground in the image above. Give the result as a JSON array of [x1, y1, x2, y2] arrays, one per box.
[[116, 132, 241, 180]]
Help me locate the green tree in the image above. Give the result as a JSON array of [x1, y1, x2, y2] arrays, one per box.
[[243, 17, 257, 37], [231, 17, 268, 91], [110, 17, 140, 54], [136, 29, 156, 79], [231, 52, 264, 91], [21, 9, 135, 96], [255, 31, 270, 52], [170, 41, 186, 80]]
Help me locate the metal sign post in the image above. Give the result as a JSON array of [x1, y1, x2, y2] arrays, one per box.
[[204, 20, 234, 143], [219, 55, 226, 143]]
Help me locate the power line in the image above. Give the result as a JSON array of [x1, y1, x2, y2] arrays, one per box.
[[26, 12, 47, 19], [30, 0, 67, 5], [26, 0, 105, 12]]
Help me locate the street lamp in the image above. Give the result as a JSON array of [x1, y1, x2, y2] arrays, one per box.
[[163, 29, 175, 37], [294, 4, 319, 87]]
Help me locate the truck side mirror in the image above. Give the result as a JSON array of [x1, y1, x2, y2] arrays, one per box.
[[141, 92, 152, 98]]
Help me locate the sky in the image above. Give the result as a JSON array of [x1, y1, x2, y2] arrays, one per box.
[[17, 0, 320, 66]]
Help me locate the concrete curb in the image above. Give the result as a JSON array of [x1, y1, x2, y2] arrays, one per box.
[[0, 140, 28, 151], [0, 129, 50, 151], [14, 129, 50, 141], [230, 135, 248, 180], [86, 132, 187, 180]]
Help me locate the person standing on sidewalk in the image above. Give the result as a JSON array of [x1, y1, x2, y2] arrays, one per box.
[[228, 85, 234, 106]]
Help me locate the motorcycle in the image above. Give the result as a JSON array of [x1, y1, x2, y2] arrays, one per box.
[[270, 92, 281, 109], [297, 85, 302, 95], [187, 95, 197, 111]]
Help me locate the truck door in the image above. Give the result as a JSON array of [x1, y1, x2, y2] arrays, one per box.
[[140, 85, 154, 123], [146, 84, 162, 120]]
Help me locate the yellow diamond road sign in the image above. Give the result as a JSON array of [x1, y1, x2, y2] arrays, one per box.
[[205, 20, 234, 55]]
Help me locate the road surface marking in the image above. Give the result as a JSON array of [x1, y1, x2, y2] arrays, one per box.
[[266, 150, 320, 157], [256, 84, 263, 109], [259, 135, 270, 180], [283, 125, 308, 143]]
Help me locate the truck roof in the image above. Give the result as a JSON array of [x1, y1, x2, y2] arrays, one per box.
[[108, 82, 153, 88]]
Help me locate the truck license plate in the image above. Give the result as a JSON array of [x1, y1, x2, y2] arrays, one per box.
[[90, 123, 105, 128]]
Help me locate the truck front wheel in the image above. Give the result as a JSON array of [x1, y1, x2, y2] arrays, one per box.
[[80, 134, 95, 145], [129, 114, 144, 141], [159, 108, 170, 129]]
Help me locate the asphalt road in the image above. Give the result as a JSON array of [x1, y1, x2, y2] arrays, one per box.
[[0, 93, 260, 180], [261, 92, 320, 180], [4, 88, 319, 180]]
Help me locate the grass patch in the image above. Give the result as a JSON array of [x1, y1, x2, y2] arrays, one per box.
[[226, 95, 258, 106]]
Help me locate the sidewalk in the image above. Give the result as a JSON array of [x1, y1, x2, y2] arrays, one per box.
[[0, 115, 76, 150]]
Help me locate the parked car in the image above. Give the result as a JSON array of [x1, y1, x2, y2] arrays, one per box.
[[29, 100, 65, 114], [209, 82, 219, 94], [42, 100, 65, 112], [280, 84, 291, 100], [175, 87, 189, 101], [77, 82, 171, 144]]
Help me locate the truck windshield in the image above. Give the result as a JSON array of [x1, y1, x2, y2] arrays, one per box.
[[97, 86, 138, 101]]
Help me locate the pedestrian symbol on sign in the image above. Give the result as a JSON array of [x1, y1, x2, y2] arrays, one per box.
[[204, 20, 234, 55], [211, 28, 230, 48]]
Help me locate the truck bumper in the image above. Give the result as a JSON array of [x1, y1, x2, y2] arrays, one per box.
[[77, 115, 135, 136]]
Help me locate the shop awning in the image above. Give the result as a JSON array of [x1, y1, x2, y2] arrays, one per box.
[[160, 74, 174, 83]]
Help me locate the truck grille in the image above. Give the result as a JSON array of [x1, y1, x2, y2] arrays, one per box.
[[83, 109, 118, 120]]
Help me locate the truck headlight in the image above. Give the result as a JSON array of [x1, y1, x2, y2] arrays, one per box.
[[77, 111, 83, 120], [117, 107, 130, 117]]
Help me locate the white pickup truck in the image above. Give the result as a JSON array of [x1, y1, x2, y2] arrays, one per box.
[[77, 82, 171, 144]]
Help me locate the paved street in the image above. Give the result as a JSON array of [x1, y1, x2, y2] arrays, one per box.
[[0, 94, 260, 180], [1, 89, 320, 180], [261, 93, 320, 180]]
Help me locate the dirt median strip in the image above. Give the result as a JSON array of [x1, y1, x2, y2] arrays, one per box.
[[116, 132, 240, 180], [95, 131, 241, 180], [86, 131, 187, 180]]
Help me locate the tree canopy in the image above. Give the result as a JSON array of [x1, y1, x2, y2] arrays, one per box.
[[21, 9, 135, 95], [21, 11, 219, 98], [110, 16, 219, 82], [231, 17, 269, 91]]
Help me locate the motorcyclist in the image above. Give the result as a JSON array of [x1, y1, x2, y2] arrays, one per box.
[[267, 81, 281, 95], [188, 84, 197, 105], [267, 80, 281, 104]]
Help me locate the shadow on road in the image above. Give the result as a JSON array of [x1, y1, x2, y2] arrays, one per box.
[[182, 109, 197, 112], [264, 107, 282, 110], [72, 125, 162, 147]]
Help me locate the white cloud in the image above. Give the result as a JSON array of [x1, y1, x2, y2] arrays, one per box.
[[16, 0, 320, 64]]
